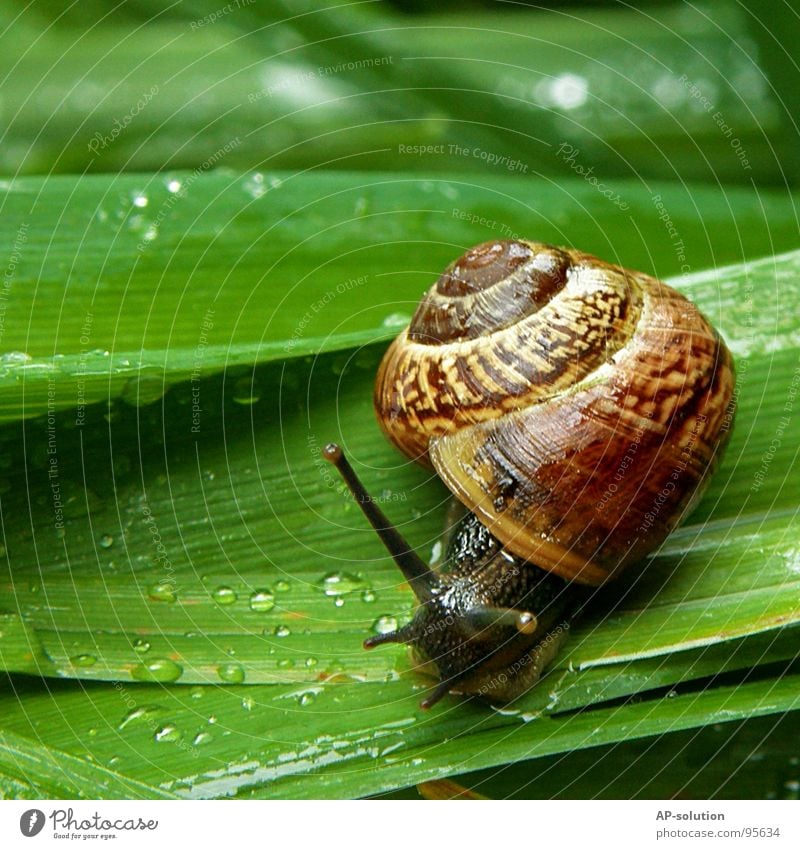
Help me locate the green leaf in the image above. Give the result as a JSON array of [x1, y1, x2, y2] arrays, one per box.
[[0, 169, 798, 798], [404, 699, 800, 800], [0, 725, 176, 799], [1, 169, 798, 422], [0, 669, 797, 799]]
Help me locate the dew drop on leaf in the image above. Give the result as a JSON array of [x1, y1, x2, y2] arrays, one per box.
[[249, 589, 275, 612], [121, 376, 166, 407], [217, 662, 245, 684], [372, 615, 399, 635], [318, 571, 368, 597], [148, 582, 177, 603], [231, 375, 262, 405], [154, 724, 182, 743], [298, 691, 316, 707], [131, 658, 183, 683], [213, 586, 237, 605], [118, 705, 164, 730]]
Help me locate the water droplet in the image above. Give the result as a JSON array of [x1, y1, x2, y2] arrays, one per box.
[[275, 580, 290, 592], [277, 658, 294, 669], [298, 691, 316, 707], [71, 654, 97, 667], [249, 589, 275, 613], [783, 779, 800, 799], [192, 731, 213, 746], [202, 469, 215, 482], [213, 586, 237, 605], [372, 615, 398, 635], [1, 351, 33, 365], [148, 582, 177, 603], [189, 686, 204, 699], [121, 376, 166, 407], [241, 695, 255, 711], [361, 590, 376, 603], [118, 705, 163, 730], [318, 571, 367, 597], [217, 662, 245, 683], [334, 597, 345, 608], [167, 179, 182, 193], [132, 193, 149, 208], [113, 455, 132, 478], [132, 639, 151, 654], [305, 656, 318, 668], [154, 724, 182, 743], [330, 355, 349, 377], [231, 376, 262, 405], [274, 625, 290, 638], [131, 658, 183, 683], [243, 172, 266, 199], [98, 534, 114, 549]]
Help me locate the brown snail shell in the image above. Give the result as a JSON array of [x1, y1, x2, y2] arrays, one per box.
[[375, 239, 735, 586]]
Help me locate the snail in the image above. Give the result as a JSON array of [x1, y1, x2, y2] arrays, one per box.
[[324, 239, 735, 709]]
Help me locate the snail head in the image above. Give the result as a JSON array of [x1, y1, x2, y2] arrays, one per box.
[[323, 444, 574, 710]]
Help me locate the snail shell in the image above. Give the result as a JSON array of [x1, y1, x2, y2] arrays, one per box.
[[375, 239, 735, 586]]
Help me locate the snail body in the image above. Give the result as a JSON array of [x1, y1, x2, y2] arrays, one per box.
[[326, 239, 735, 709]]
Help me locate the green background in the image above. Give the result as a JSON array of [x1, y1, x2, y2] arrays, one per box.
[[0, 0, 798, 800]]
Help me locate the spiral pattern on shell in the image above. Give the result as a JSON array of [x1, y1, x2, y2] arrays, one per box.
[[374, 239, 735, 585]]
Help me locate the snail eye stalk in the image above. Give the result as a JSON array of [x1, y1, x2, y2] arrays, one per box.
[[322, 443, 438, 603]]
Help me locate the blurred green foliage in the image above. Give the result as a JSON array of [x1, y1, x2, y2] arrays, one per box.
[[1, 0, 797, 185]]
